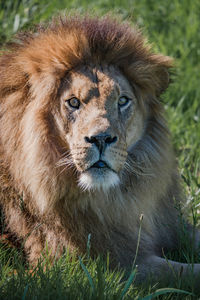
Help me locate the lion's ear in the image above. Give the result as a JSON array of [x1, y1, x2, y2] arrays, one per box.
[[151, 54, 173, 97], [125, 54, 173, 97]]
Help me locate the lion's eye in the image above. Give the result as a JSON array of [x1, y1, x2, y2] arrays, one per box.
[[66, 97, 80, 109], [118, 96, 130, 107]]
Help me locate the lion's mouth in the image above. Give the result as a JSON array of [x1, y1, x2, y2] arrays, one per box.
[[90, 160, 109, 169], [79, 160, 120, 190], [89, 160, 117, 174]]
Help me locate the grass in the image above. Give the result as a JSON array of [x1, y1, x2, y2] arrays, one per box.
[[0, 0, 200, 298], [0, 244, 195, 300]]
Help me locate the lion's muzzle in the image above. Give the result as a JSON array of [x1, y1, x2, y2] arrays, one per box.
[[71, 132, 124, 191]]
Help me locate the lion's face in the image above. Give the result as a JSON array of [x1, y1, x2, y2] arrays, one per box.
[[58, 65, 145, 191]]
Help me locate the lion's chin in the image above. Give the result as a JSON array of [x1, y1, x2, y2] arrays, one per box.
[[78, 168, 120, 192]]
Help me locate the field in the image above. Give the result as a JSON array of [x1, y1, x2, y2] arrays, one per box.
[[0, 0, 200, 299]]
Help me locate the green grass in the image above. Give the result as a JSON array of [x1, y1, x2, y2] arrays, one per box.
[[0, 244, 195, 300], [0, 0, 200, 298]]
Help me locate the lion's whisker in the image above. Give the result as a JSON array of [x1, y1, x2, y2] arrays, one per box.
[[124, 159, 154, 177]]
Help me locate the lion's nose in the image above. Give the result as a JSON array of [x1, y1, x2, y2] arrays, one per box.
[[85, 134, 117, 154]]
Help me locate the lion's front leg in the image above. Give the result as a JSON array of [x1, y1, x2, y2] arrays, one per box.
[[136, 254, 200, 290], [23, 228, 45, 264]]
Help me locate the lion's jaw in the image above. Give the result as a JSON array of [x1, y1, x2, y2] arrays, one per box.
[[59, 66, 145, 192]]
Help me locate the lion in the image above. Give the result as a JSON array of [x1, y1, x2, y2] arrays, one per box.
[[0, 15, 200, 284]]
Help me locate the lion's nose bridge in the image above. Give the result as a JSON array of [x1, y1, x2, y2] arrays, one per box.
[[85, 115, 113, 138]]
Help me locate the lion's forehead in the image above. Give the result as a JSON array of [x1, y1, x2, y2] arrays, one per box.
[[63, 66, 133, 104]]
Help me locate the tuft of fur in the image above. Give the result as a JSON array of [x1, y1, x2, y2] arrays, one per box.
[[0, 15, 199, 283]]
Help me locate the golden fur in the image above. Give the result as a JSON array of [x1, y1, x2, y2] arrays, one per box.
[[0, 15, 200, 283]]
